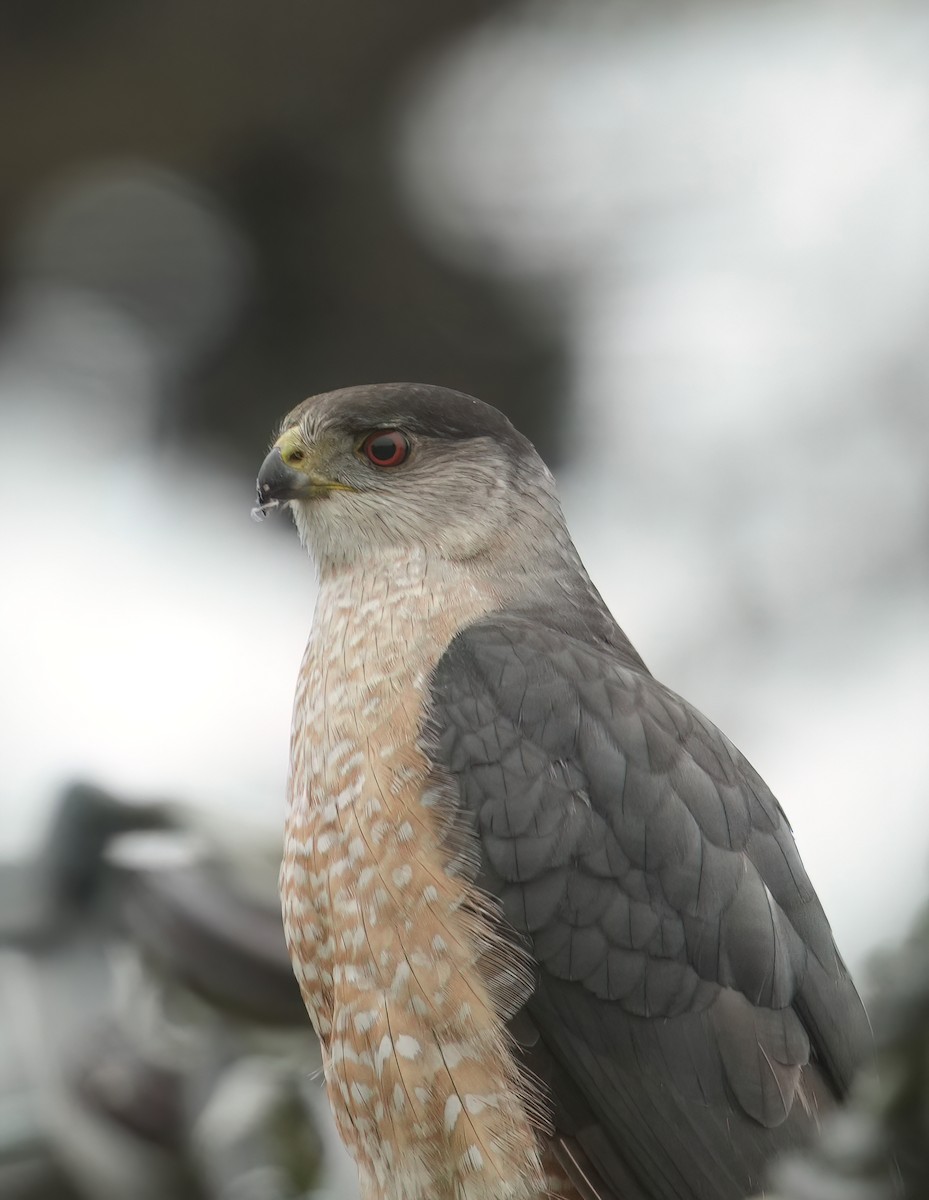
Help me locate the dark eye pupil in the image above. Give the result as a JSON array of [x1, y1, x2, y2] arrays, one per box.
[[369, 436, 399, 461], [363, 430, 409, 467]]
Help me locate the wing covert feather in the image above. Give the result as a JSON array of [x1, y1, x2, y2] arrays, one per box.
[[428, 613, 870, 1200]]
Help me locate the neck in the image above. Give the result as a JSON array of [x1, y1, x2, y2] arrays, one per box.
[[313, 543, 502, 638]]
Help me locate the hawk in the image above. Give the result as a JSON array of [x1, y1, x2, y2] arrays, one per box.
[[255, 383, 870, 1200]]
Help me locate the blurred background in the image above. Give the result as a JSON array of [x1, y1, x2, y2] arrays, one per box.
[[0, 1, 927, 1197]]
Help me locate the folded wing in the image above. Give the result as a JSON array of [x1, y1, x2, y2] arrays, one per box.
[[429, 613, 870, 1200]]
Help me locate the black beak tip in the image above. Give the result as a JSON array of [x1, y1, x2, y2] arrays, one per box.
[[252, 446, 299, 521]]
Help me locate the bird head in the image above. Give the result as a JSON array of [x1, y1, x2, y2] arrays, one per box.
[[254, 383, 564, 574]]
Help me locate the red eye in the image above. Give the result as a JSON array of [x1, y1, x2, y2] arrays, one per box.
[[361, 430, 410, 467]]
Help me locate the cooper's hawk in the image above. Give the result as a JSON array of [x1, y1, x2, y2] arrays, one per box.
[[255, 383, 869, 1200]]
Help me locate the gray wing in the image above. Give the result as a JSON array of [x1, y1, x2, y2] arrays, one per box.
[[428, 613, 871, 1200]]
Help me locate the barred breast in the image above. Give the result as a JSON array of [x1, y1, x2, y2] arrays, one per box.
[[279, 546, 548, 1200]]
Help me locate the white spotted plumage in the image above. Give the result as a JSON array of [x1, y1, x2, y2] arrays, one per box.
[[281, 544, 548, 1200]]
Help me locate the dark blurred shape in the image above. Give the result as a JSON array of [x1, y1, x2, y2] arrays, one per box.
[[0, 161, 251, 474], [12, 166, 249, 369], [0, 784, 325, 1200], [123, 859, 306, 1025], [0, 0, 566, 469], [767, 901, 929, 1200], [42, 781, 177, 908], [0, 782, 177, 947], [72, 1024, 185, 1148], [0, 0, 120, 47]]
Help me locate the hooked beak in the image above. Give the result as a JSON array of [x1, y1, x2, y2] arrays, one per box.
[[255, 445, 310, 505], [252, 431, 354, 521]]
